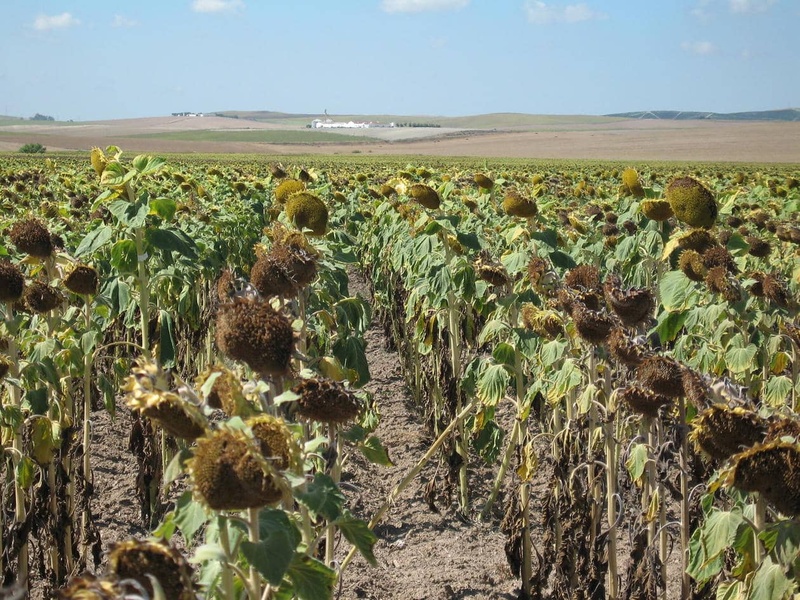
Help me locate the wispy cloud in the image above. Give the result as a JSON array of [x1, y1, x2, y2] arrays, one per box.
[[112, 15, 138, 28], [690, 0, 713, 19], [191, 0, 244, 14], [524, 1, 606, 25], [381, 0, 469, 13], [730, 0, 776, 13], [681, 40, 717, 55], [33, 13, 80, 31]]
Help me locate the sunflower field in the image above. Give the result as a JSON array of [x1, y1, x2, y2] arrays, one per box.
[[1, 149, 799, 599]]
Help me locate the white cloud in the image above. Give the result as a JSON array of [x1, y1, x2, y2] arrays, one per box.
[[112, 15, 138, 28], [524, 1, 606, 25], [191, 0, 244, 13], [33, 13, 80, 31], [381, 0, 469, 13], [730, 0, 776, 13], [681, 40, 717, 55]]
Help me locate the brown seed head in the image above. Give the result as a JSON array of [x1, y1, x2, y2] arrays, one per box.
[[292, 377, 363, 424], [409, 184, 441, 210], [23, 280, 62, 313], [108, 539, 195, 600], [605, 327, 649, 367], [9, 218, 53, 258], [729, 442, 800, 516], [618, 385, 671, 418], [690, 405, 766, 460], [64, 265, 99, 296], [603, 274, 654, 327], [0, 260, 25, 303], [636, 355, 684, 398]]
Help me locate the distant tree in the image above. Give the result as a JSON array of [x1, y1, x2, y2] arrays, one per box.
[[30, 113, 55, 121], [18, 143, 46, 154]]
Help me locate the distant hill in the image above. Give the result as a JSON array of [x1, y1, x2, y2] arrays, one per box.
[[606, 108, 800, 122]]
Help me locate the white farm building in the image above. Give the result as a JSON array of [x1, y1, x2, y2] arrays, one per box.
[[310, 119, 394, 129]]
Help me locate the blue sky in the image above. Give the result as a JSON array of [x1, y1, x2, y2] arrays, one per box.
[[0, 0, 797, 121]]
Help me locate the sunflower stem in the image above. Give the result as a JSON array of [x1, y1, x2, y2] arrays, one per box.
[[248, 507, 262, 599], [217, 515, 236, 600], [678, 396, 691, 599], [326, 421, 341, 568]]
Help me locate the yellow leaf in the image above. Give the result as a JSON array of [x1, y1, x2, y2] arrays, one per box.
[[516, 442, 539, 481]]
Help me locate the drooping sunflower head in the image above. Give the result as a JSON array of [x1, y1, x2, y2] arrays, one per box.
[[23, 280, 62, 313], [107, 539, 195, 600], [195, 364, 252, 417], [0, 260, 25, 303], [665, 177, 717, 229], [639, 199, 673, 222], [64, 264, 99, 296], [618, 385, 671, 418], [473, 251, 510, 287], [124, 359, 208, 441], [409, 183, 441, 210], [605, 327, 649, 367], [274, 179, 305, 204], [502, 189, 538, 218], [246, 414, 297, 470], [292, 377, 363, 424], [746, 235, 771, 258], [636, 355, 684, 398], [215, 298, 295, 376], [728, 442, 800, 517], [188, 427, 286, 510], [564, 264, 601, 293], [621, 168, 645, 198], [285, 192, 328, 236], [474, 173, 494, 190], [676, 229, 717, 253], [603, 274, 654, 327], [572, 304, 616, 345], [690, 404, 766, 460], [9, 217, 54, 258], [678, 250, 707, 282], [520, 303, 564, 340]]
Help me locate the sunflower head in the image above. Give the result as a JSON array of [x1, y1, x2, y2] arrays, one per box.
[[618, 385, 671, 418], [188, 427, 286, 510], [64, 265, 99, 296], [215, 298, 294, 376], [196, 364, 252, 417], [409, 184, 441, 210], [274, 179, 305, 204], [728, 442, 800, 517], [690, 405, 766, 460], [474, 173, 494, 189], [636, 355, 684, 398], [246, 414, 297, 470], [503, 189, 538, 218], [107, 539, 195, 600], [603, 274, 654, 327], [292, 377, 363, 424], [665, 177, 717, 228], [9, 217, 53, 258], [678, 250, 707, 282], [520, 303, 564, 340], [124, 359, 208, 441], [622, 168, 645, 198], [605, 327, 649, 367], [285, 192, 328, 236], [572, 304, 616, 345], [23, 280, 62, 313], [0, 260, 25, 303], [474, 251, 510, 287]]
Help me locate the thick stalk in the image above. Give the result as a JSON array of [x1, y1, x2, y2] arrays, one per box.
[[754, 495, 766, 564], [480, 418, 521, 519], [520, 481, 532, 599], [656, 418, 667, 600], [248, 508, 262, 599], [643, 418, 656, 547], [339, 395, 480, 573], [678, 397, 691, 598], [134, 228, 151, 354], [6, 303, 28, 586], [81, 297, 92, 558], [47, 461, 60, 582], [217, 516, 236, 600], [447, 290, 467, 513], [604, 416, 618, 599], [325, 422, 341, 568]]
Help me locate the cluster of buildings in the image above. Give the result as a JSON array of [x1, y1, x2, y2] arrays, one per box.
[[309, 119, 394, 129]]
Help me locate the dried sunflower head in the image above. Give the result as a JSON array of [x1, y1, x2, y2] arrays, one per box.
[[285, 192, 328, 236], [124, 359, 208, 441], [781, 320, 800, 349], [603, 274, 654, 327], [57, 573, 126, 599], [292, 377, 363, 424], [640, 199, 673, 222], [728, 442, 800, 517], [215, 298, 294, 377], [188, 427, 286, 510], [474, 251, 510, 287], [622, 168, 645, 198], [107, 539, 195, 600], [527, 256, 559, 296], [572, 304, 616, 345], [0, 260, 25, 303], [520, 303, 564, 340], [246, 414, 296, 470], [564, 264, 601, 293], [681, 367, 712, 410], [250, 253, 297, 298], [503, 189, 537, 218], [605, 327, 649, 367], [269, 164, 287, 179], [618, 385, 671, 418], [474, 173, 494, 189], [678, 250, 707, 282], [64, 265, 99, 296], [705, 266, 741, 303], [746, 236, 771, 258], [665, 177, 717, 229], [9, 217, 54, 258], [766, 416, 800, 443], [23, 280, 62, 313], [761, 274, 792, 308], [636, 355, 684, 398], [195, 364, 252, 417], [675, 228, 717, 254], [409, 183, 440, 210], [690, 405, 766, 460], [702, 246, 737, 274]]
